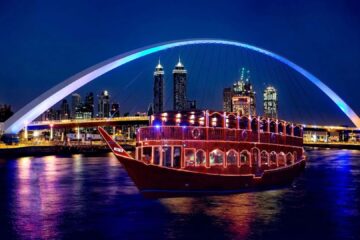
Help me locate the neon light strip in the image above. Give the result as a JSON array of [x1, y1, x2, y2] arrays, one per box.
[[5, 39, 360, 133]]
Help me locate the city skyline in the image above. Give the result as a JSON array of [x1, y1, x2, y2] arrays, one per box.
[[0, 2, 359, 240], [0, 1, 359, 126]]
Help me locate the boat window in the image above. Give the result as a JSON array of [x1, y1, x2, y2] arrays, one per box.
[[227, 114, 237, 129], [173, 147, 181, 168], [162, 147, 172, 167], [251, 118, 258, 132], [185, 149, 195, 167], [240, 117, 249, 130], [240, 151, 250, 165], [210, 149, 224, 166], [270, 121, 276, 133], [226, 150, 238, 166], [251, 148, 260, 167], [278, 123, 284, 134], [294, 126, 301, 137], [270, 151, 277, 166], [286, 124, 292, 136], [286, 153, 293, 165], [142, 147, 152, 163], [260, 119, 268, 132], [154, 147, 161, 165], [278, 152, 285, 166], [260, 151, 269, 166], [196, 150, 206, 166]]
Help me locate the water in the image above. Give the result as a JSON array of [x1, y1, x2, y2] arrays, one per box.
[[0, 149, 359, 240]]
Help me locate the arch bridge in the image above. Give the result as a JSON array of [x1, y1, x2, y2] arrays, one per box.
[[4, 39, 360, 134]]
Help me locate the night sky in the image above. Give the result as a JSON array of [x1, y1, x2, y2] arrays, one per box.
[[0, 0, 359, 125]]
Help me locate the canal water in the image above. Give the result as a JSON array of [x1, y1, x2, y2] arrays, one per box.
[[0, 149, 359, 240]]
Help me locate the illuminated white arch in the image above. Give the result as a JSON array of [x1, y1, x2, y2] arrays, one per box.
[[4, 39, 360, 133]]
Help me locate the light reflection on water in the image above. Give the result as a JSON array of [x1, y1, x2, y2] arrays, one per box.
[[0, 149, 359, 239]]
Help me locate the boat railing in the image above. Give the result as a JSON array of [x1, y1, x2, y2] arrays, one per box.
[[138, 126, 303, 146]]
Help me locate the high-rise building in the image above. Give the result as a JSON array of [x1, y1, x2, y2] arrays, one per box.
[[42, 108, 56, 121], [98, 90, 110, 118], [60, 99, 70, 120], [0, 104, 13, 122], [153, 60, 165, 113], [223, 87, 233, 112], [263, 86, 278, 119], [173, 58, 187, 111], [71, 93, 81, 119], [110, 103, 120, 117], [85, 92, 94, 118], [74, 103, 92, 119], [222, 67, 256, 116]]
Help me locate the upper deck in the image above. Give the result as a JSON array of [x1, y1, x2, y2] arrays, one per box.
[[137, 110, 303, 147]]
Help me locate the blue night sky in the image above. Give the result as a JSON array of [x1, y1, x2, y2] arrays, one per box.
[[0, 0, 359, 125]]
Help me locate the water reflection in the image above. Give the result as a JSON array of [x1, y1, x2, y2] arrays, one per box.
[[161, 189, 287, 239], [0, 149, 359, 239]]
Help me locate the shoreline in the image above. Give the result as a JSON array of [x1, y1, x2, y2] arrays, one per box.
[[304, 143, 360, 150], [0, 144, 134, 158]]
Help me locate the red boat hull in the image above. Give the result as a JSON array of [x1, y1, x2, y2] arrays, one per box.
[[116, 154, 306, 197]]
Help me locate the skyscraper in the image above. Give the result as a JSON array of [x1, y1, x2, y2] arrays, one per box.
[[263, 86, 278, 119], [173, 58, 187, 111], [222, 67, 256, 116], [60, 99, 70, 120], [223, 87, 233, 112], [153, 60, 164, 113], [85, 92, 94, 118], [98, 90, 110, 118], [0, 104, 13, 122], [71, 93, 81, 119]]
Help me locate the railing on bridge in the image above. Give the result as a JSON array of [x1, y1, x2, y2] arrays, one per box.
[[29, 116, 150, 126], [138, 126, 303, 147]]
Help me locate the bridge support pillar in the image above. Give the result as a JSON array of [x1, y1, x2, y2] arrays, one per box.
[[50, 127, 53, 141], [24, 125, 28, 141], [76, 127, 80, 141]]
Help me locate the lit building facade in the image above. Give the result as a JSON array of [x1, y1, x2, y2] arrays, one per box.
[[223, 87, 232, 112], [153, 60, 165, 113], [60, 99, 70, 120], [0, 104, 13, 122], [98, 90, 110, 118], [263, 86, 278, 119], [223, 67, 256, 116], [173, 58, 187, 111], [71, 93, 81, 119], [85, 92, 94, 118]]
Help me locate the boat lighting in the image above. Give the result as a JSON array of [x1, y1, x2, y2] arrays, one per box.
[[211, 117, 217, 127]]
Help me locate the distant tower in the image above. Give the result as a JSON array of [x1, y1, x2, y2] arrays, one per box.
[[231, 67, 256, 116], [173, 57, 187, 111], [85, 92, 94, 118], [98, 90, 110, 118], [153, 60, 165, 113], [71, 93, 81, 119], [223, 87, 233, 112], [60, 99, 70, 120], [263, 86, 278, 119]]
